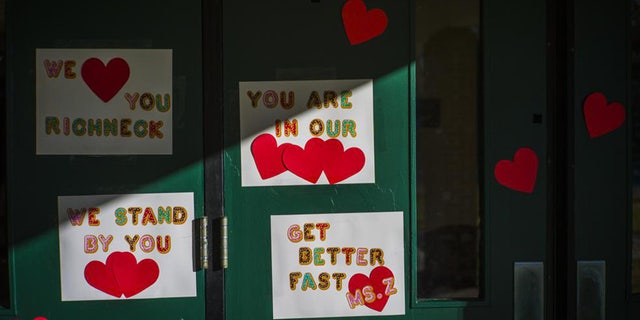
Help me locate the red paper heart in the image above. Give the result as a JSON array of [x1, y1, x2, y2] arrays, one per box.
[[323, 139, 365, 184], [84, 260, 122, 298], [251, 134, 292, 179], [107, 251, 159, 298], [282, 138, 325, 183], [494, 147, 538, 193], [342, 0, 388, 45], [348, 266, 395, 312], [583, 92, 626, 138], [81, 57, 130, 103]]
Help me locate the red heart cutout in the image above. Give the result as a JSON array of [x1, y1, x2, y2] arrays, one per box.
[[84, 260, 123, 298], [494, 147, 538, 193], [583, 92, 626, 138], [282, 138, 325, 183], [251, 134, 292, 179], [323, 139, 366, 184], [342, 0, 388, 45], [107, 251, 159, 298], [81, 57, 130, 103], [347, 266, 396, 312]]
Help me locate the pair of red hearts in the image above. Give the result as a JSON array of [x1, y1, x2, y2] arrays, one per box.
[[495, 92, 626, 194], [84, 251, 159, 298], [251, 134, 366, 184]]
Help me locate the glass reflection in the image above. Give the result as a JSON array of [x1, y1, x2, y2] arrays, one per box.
[[415, 0, 482, 299]]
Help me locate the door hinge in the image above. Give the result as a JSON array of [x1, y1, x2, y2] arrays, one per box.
[[221, 216, 228, 269], [195, 216, 227, 270], [195, 216, 209, 270]]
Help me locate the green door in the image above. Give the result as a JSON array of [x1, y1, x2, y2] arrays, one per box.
[[221, 0, 640, 319], [221, 0, 544, 318], [2, 0, 206, 319]]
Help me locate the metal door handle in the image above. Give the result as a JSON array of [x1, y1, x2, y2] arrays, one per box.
[[514, 262, 544, 320], [577, 260, 606, 320]]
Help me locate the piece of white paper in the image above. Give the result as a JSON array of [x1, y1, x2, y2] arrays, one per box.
[[240, 79, 375, 186], [271, 211, 405, 319], [58, 192, 196, 301], [36, 48, 173, 154]]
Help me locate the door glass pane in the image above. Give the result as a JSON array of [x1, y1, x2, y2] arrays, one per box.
[[631, 0, 640, 295], [415, 0, 482, 299]]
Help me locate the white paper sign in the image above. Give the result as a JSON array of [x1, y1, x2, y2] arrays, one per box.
[[58, 193, 196, 301], [36, 48, 173, 154], [271, 212, 405, 319], [240, 79, 375, 186]]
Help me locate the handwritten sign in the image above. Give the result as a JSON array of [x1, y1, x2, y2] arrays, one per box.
[[36, 49, 173, 154], [271, 212, 405, 319], [240, 79, 375, 186], [58, 193, 196, 301]]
